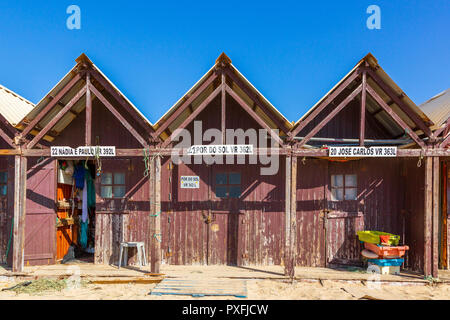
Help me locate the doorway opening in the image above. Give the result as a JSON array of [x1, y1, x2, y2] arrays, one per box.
[[56, 159, 97, 263]]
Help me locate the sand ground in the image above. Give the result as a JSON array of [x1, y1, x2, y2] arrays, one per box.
[[0, 265, 449, 300]]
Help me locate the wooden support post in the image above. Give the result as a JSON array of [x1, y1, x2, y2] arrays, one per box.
[[424, 157, 432, 276], [12, 155, 27, 272], [150, 156, 161, 273], [85, 73, 92, 146], [284, 154, 297, 278], [432, 156, 440, 278], [221, 72, 226, 144], [359, 71, 367, 146], [442, 162, 448, 269], [284, 155, 291, 276], [290, 156, 297, 277]]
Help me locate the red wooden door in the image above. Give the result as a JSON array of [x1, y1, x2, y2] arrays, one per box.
[[326, 161, 364, 266], [24, 158, 57, 266], [166, 162, 209, 265], [209, 165, 242, 265]]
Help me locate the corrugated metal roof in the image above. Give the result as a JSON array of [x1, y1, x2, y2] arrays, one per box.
[[0, 84, 35, 126], [419, 88, 450, 130]]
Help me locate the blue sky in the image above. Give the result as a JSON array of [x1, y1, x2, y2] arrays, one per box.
[[0, 0, 448, 123]]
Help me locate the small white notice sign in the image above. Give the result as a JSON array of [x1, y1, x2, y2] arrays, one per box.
[[328, 146, 397, 157], [186, 145, 254, 155], [51, 146, 116, 157], [180, 176, 200, 189]]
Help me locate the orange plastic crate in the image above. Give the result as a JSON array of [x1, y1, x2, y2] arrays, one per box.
[[364, 242, 409, 258]]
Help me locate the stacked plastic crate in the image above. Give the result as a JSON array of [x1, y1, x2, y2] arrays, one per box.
[[357, 231, 409, 275]]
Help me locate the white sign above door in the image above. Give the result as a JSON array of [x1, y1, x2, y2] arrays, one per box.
[[328, 146, 397, 157], [51, 146, 116, 157], [186, 145, 254, 155]]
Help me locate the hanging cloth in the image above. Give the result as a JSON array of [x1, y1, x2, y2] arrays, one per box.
[[81, 179, 88, 223], [85, 170, 96, 208], [79, 220, 88, 249], [73, 163, 86, 189]]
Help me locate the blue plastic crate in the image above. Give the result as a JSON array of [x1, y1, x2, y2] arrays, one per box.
[[368, 258, 404, 267]]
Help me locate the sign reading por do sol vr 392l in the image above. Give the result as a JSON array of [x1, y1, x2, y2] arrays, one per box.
[[180, 176, 200, 189], [186, 144, 254, 155], [328, 146, 397, 157], [51, 146, 116, 157]]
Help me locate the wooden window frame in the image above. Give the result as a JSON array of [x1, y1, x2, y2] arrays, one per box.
[[0, 171, 7, 197], [100, 171, 126, 199], [214, 172, 241, 199], [331, 174, 357, 201]]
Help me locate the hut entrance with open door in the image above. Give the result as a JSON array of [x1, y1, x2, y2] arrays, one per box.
[[55, 159, 97, 263]]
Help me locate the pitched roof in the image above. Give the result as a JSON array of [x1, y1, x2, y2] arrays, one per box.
[[291, 53, 433, 137], [16, 53, 154, 142], [153, 52, 293, 141]]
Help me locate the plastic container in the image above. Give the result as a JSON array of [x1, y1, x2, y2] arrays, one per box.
[[368, 263, 400, 275], [367, 258, 404, 267], [364, 242, 409, 258], [357, 230, 400, 245]]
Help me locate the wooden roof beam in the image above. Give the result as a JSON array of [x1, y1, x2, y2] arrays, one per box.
[[298, 84, 363, 147], [27, 85, 87, 149], [89, 83, 149, 148], [223, 67, 291, 136], [225, 84, 284, 146], [20, 72, 83, 139], [161, 84, 222, 148], [155, 72, 218, 138], [364, 67, 433, 139], [0, 127, 15, 148], [88, 68, 157, 143], [366, 84, 426, 149], [289, 70, 360, 140]]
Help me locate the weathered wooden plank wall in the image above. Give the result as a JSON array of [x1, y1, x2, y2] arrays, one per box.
[[159, 95, 285, 266], [0, 157, 10, 264], [295, 158, 424, 270], [94, 158, 150, 265], [296, 159, 327, 267], [403, 158, 425, 272]]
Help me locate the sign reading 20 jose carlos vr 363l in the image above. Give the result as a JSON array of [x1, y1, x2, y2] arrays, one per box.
[[329, 146, 397, 157], [51, 146, 116, 157]]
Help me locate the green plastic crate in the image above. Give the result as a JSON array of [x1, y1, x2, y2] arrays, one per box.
[[357, 230, 400, 246]]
